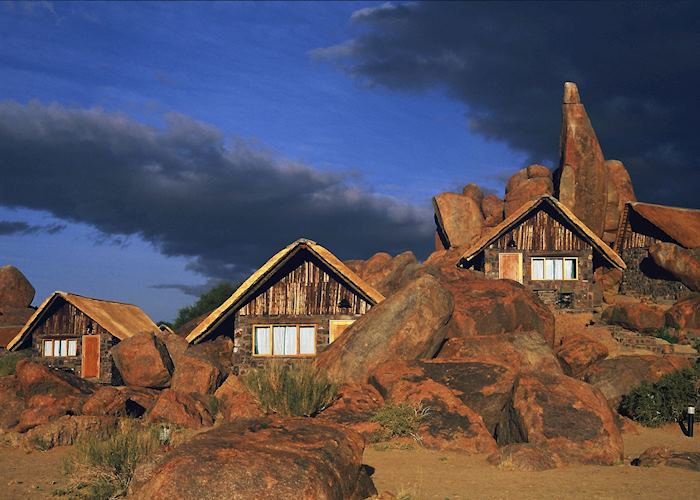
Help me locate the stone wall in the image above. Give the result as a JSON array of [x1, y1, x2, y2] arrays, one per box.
[[484, 247, 596, 309], [620, 247, 690, 302]]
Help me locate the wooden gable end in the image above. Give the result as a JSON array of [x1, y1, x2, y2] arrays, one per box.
[[617, 208, 676, 251], [32, 299, 111, 339], [238, 249, 371, 317], [493, 203, 592, 252]]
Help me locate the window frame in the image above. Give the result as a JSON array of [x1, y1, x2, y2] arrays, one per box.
[[41, 338, 79, 357], [530, 256, 578, 281], [252, 324, 317, 357]]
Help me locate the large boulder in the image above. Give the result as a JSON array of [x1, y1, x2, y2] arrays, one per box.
[[481, 194, 504, 228], [0, 265, 35, 308], [504, 373, 623, 466], [593, 267, 623, 303], [583, 354, 688, 406], [111, 332, 174, 389], [213, 375, 264, 422], [0, 307, 34, 348], [555, 333, 609, 378], [158, 332, 189, 368], [665, 294, 700, 331], [554, 82, 608, 237], [82, 386, 158, 418], [0, 375, 24, 429], [130, 417, 376, 500], [504, 165, 553, 217], [433, 192, 484, 248], [603, 160, 636, 243], [146, 389, 214, 429], [171, 353, 223, 396], [315, 275, 453, 384], [347, 251, 420, 297], [649, 242, 700, 292], [23, 415, 118, 451], [318, 383, 384, 439], [15, 358, 95, 399], [371, 361, 498, 454], [601, 302, 666, 333], [442, 278, 555, 347], [16, 392, 90, 432]]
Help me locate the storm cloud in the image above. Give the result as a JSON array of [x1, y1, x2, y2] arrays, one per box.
[[0, 220, 65, 235], [0, 101, 433, 281], [316, 1, 700, 207]]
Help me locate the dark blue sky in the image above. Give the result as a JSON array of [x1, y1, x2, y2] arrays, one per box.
[[1, 1, 696, 321]]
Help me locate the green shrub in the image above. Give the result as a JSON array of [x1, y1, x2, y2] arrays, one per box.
[[207, 395, 221, 417], [62, 421, 165, 499], [371, 403, 429, 442], [243, 361, 337, 417], [0, 350, 30, 376], [652, 326, 679, 344], [620, 367, 700, 427]]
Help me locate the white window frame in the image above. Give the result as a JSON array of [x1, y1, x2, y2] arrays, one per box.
[[42, 338, 79, 357], [531, 257, 578, 281], [252, 324, 317, 357]]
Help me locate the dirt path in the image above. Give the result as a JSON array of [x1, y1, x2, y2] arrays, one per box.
[[364, 423, 700, 499], [0, 445, 71, 499]]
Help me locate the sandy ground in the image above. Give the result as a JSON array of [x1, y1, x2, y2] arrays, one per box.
[[364, 423, 700, 499], [0, 424, 698, 499]]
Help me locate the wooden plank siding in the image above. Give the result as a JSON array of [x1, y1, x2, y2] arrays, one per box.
[[238, 255, 370, 317], [493, 206, 592, 253]]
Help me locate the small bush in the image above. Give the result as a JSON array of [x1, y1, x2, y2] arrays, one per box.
[[652, 326, 679, 344], [207, 395, 221, 418], [620, 366, 700, 427], [371, 403, 430, 442], [0, 350, 30, 376], [62, 420, 165, 498], [242, 361, 337, 417]]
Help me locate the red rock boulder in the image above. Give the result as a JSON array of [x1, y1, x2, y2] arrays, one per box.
[[0, 375, 24, 429], [0, 265, 35, 308], [82, 386, 158, 418], [130, 417, 377, 500], [504, 165, 553, 217], [593, 267, 623, 303], [24, 415, 118, 451], [632, 447, 700, 471], [315, 275, 453, 384], [649, 242, 700, 292], [665, 294, 700, 332], [583, 354, 688, 406], [508, 373, 623, 465], [146, 389, 214, 429], [213, 375, 264, 422], [318, 383, 384, 439], [555, 333, 609, 378], [371, 361, 498, 454], [601, 302, 666, 333], [554, 82, 608, 237], [348, 251, 420, 297], [171, 352, 223, 396], [111, 332, 174, 389], [603, 160, 636, 243], [481, 194, 504, 228], [433, 191, 484, 248]]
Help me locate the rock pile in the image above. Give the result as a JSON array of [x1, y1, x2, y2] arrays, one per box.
[[0, 266, 36, 348]]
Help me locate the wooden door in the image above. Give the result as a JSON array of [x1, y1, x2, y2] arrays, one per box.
[[329, 320, 355, 343], [499, 253, 523, 283], [81, 335, 100, 379]]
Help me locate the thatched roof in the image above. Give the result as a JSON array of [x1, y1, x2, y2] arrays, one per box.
[[7, 292, 159, 351], [459, 195, 626, 270], [623, 202, 700, 249], [186, 238, 385, 344]]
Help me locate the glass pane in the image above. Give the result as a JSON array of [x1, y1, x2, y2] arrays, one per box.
[[545, 259, 555, 280], [273, 326, 286, 355], [254, 327, 271, 355], [564, 259, 577, 279], [299, 326, 315, 354], [284, 326, 297, 355], [43, 340, 52, 357], [60, 340, 68, 357], [53, 340, 61, 357], [531, 259, 544, 280], [553, 259, 563, 280], [67, 339, 78, 356]]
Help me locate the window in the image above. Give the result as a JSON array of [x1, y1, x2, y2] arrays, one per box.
[[42, 338, 78, 357], [531, 257, 578, 280], [253, 324, 316, 356]]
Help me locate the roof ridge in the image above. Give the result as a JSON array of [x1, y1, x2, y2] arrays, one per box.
[[628, 201, 700, 213], [58, 291, 142, 308]]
